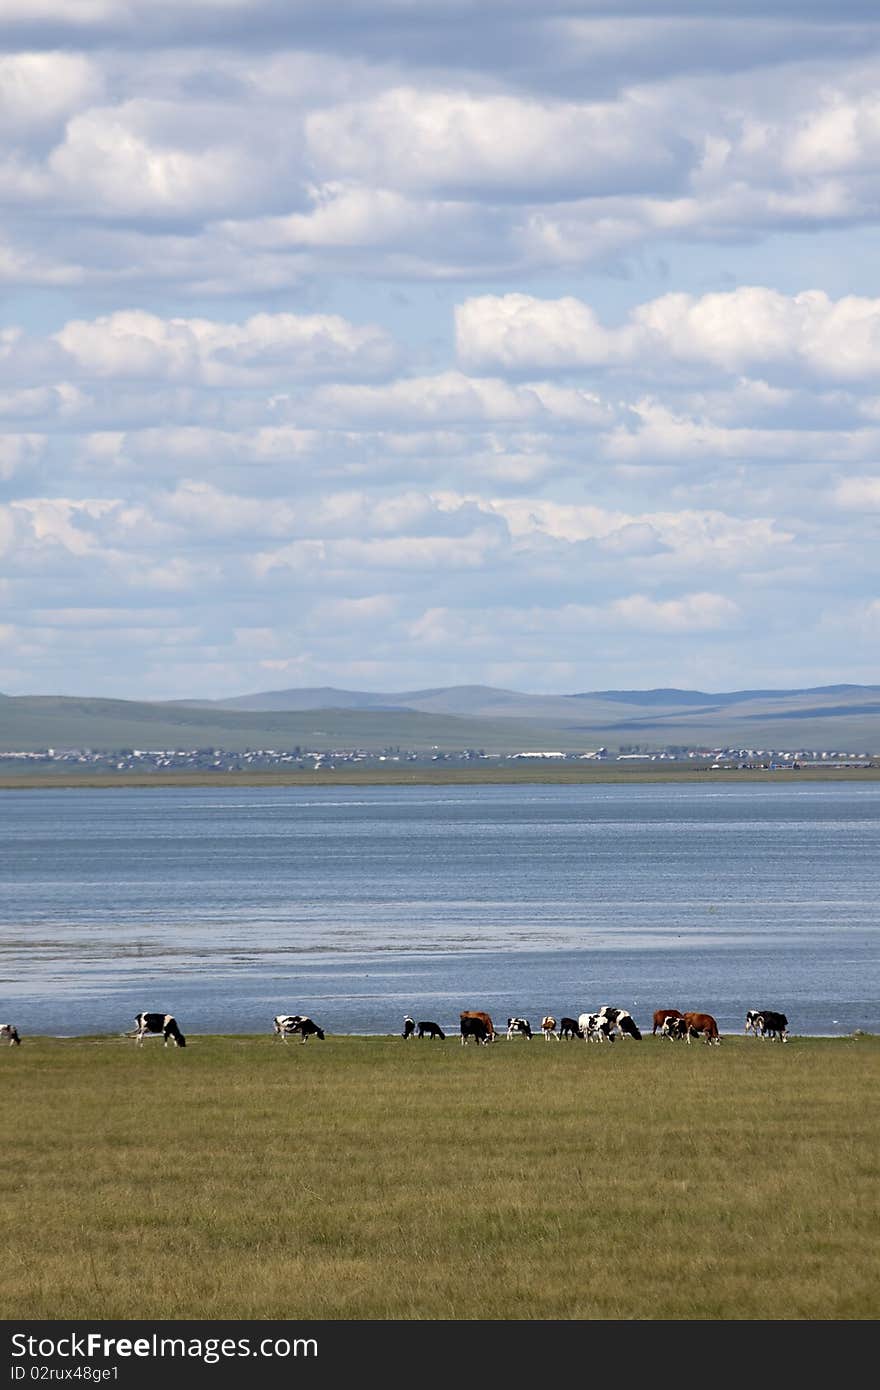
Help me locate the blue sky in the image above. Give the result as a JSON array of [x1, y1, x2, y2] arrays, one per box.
[[1, 0, 879, 699]]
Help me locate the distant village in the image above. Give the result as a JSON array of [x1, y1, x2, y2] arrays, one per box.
[[0, 744, 875, 772]]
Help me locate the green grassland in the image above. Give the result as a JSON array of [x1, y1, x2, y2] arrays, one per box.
[[3, 1033, 878, 1320]]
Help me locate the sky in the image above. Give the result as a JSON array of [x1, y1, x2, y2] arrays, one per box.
[[1, 0, 879, 701]]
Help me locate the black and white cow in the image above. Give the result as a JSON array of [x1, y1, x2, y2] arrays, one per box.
[[402, 1015, 416, 1039], [130, 1012, 186, 1047], [274, 1014, 325, 1042], [659, 1015, 688, 1041], [506, 1016, 532, 1040], [596, 1005, 643, 1040], [745, 1009, 789, 1042], [578, 1011, 616, 1042], [1, 1023, 21, 1046]]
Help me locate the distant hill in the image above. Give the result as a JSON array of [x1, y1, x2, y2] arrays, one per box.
[[1, 683, 879, 754]]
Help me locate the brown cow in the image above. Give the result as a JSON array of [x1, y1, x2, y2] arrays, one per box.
[[460, 1010, 496, 1044], [682, 1011, 721, 1045]]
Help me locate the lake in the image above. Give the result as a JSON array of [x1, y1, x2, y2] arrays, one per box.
[[1, 780, 878, 1038]]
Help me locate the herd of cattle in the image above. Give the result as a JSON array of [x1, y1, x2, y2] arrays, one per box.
[[0, 1006, 790, 1049], [403, 1005, 790, 1046]]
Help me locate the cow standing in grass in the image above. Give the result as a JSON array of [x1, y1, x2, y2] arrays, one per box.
[[653, 1008, 683, 1035], [597, 1006, 642, 1040], [274, 1014, 324, 1043], [460, 1010, 495, 1042], [1, 1024, 21, 1046], [130, 1013, 186, 1047], [506, 1017, 532, 1040], [682, 1011, 721, 1045], [579, 1012, 616, 1042], [460, 1013, 492, 1046], [417, 1021, 445, 1039], [745, 1009, 789, 1042]]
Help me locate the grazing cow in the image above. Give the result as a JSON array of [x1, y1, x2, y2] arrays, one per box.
[[541, 1015, 559, 1041], [274, 1014, 325, 1042], [274, 1013, 304, 1039], [659, 1015, 688, 1041], [460, 1010, 496, 1042], [506, 1016, 532, 1040], [460, 1015, 491, 1046], [130, 1012, 186, 1047], [417, 1021, 445, 1039], [745, 1009, 789, 1042], [558, 1016, 582, 1040], [578, 1011, 616, 1042], [682, 1011, 721, 1045], [1, 1023, 21, 1046], [596, 1005, 642, 1040], [653, 1008, 684, 1035], [402, 1015, 416, 1039]]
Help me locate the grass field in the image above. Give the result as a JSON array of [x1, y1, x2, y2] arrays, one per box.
[[2, 1033, 878, 1321]]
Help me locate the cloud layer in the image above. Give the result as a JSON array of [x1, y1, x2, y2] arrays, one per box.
[[1, 2, 878, 699]]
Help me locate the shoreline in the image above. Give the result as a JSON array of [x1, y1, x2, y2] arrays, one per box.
[[2, 764, 880, 790], [23, 1029, 877, 1042]]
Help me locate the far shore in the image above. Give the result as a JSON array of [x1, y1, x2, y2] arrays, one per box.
[[2, 762, 879, 790]]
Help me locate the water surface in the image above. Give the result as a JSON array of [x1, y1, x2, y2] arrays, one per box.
[[1, 781, 877, 1038]]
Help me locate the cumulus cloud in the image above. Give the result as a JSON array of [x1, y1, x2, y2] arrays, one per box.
[[51, 309, 396, 384], [306, 86, 690, 199], [457, 287, 880, 381], [610, 591, 742, 632]]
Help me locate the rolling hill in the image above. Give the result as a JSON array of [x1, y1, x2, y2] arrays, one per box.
[[1, 684, 879, 754]]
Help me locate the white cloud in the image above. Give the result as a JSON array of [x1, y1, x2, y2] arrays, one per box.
[[833, 475, 880, 509], [306, 86, 688, 198], [610, 591, 742, 632], [52, 309, 396, 384], [308, 372, 612, 427], [0, 52, 101, 135], [457, 287, 880, 382]]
